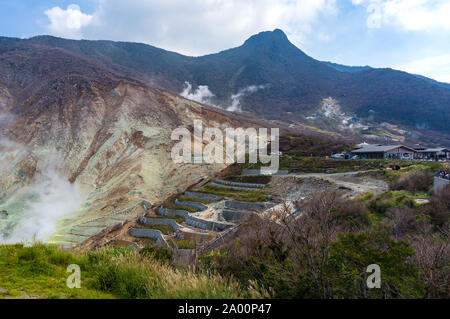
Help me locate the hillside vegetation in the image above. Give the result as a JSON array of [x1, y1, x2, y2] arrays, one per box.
[[198, 167, 449, 299], [0, 244, 265, 299]]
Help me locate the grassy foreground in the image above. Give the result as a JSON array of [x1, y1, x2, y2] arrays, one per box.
[[0, 244, 265, 299]]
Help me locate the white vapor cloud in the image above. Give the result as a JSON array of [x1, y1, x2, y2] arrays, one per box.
[[179, 82, 268, 112], [226, 85, 268, 112], [0, 163, 84, 244], [45, 4, 93, 39], [353, 0, 450, 31], [180, 81, 215, 104], [44, 0, 336, 56]]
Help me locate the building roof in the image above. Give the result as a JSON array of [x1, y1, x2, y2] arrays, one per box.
[[352, 144, 415, 153], [418, 148, 450, 153]]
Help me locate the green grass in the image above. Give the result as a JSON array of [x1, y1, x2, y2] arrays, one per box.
[[177, 195, 216, 205], [0, 244, 114, 299], [223, 175, 272, 184], [366, 191, 427, 220], [165, 202, 199, 213], [358, 162, 444, 182], [249, 155, 390, 173], [0, 244, 266, 299], [199, 185, 269, 202], [175, 240, 196, 250], [139, 238, 158, 247], [139, 224, 174, 235]]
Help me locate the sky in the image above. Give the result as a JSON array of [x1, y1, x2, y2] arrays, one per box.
[[0, 0, 449, 83]]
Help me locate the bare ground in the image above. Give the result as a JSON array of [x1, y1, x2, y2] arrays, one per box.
[[266, 170, 388, 201]]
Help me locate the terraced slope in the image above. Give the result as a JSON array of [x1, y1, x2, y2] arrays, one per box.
[[125, 176, 274, 251]]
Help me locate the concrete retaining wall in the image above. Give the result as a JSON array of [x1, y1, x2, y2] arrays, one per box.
[[174, 199, 207, 211], [185, 192, 220, 201], [185, 216, 207, 230], [158, 208, 189, 219], [129, 228, 169, 248], [225, 200, 268, 211], [434, 176, 450, 194], [186, 215, 233, 232], [179, 230, 215, 245], [141, 200, 153, 210], [221, 210, 253, 222]]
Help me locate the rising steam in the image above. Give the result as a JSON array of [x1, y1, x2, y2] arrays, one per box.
[[0, 111, 85, 244], [226, 85, 268, 112], [179, 81, 268, 113], [0, 163, 84, 244], [180, 81, 215, 104]]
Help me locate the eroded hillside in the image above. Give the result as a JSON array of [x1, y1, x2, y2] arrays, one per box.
[[0, 44, 261, 247]]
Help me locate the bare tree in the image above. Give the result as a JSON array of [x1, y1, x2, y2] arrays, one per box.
[[409, 225, 449, 298]]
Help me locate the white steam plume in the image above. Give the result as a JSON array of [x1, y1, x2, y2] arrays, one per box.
[[226, 85, 268, 112], [0, 160, 85, 244], [179, 81, 268, 113], [180, 81, 215, 104]]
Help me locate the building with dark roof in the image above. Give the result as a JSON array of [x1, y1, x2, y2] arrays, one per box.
[[416, 148, 450, 160], [351, 144, 416, 159]]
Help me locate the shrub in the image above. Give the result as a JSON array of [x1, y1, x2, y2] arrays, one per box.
[[368, 198, 390, 216], [385, 208, 422, 237], [176, 240, 195, 249], [421, 184, 450, 228], [328, 230, 423, 298], [140, 246, 173, 263], [389, 170, 434, 193]]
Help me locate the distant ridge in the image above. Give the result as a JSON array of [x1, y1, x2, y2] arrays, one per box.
[[1, 29, 449, 135]]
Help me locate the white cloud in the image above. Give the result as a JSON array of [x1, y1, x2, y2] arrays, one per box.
[[44, 0, 336, 56], [396, 54, 450, 83], [354, 0, 450, 31], [45, 4, 93, 39]]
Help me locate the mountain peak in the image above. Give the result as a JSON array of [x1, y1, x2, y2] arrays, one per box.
[[243, 29, 290, 46]]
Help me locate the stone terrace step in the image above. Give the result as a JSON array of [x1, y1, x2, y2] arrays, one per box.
[[81, 220, 121, 228], [184, 191, 221, 202], [68, 227, 104, 237], [210, 182, 262, 192], [214, 179, 265, 188]]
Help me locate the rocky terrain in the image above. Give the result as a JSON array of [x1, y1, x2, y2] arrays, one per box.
[[0, 43, 266, 247]]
